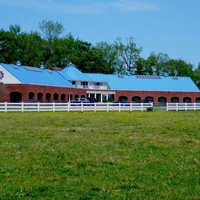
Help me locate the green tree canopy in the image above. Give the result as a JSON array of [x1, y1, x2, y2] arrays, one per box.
[[39, 20, 65, 41], [0, 20, 199, 88], [114, 37, 142, 74], [9, 24, 21, 35]]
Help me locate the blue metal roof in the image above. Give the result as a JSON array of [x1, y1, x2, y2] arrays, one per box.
[[1, 63, 199, 92], [61, 64, 92, 81], [1, 63, 74, 88], [85, 73, 199, 92]]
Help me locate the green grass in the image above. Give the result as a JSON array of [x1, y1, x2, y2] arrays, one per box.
[[0, 111, 200, 199]]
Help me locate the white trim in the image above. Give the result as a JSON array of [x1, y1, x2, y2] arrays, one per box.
[[87, 91, 115, 94]]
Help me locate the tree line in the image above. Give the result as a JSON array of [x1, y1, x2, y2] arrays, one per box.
[[0, 20, 200, 88]]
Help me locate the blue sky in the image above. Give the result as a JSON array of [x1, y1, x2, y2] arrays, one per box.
[[1, 0, 200, 68]]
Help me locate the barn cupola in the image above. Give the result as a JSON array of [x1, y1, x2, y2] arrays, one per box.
[[40, 62, 45, 70], [16, 60, 21, 67]]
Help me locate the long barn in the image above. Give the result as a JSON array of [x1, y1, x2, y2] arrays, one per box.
[[0, 62, 200, 104]]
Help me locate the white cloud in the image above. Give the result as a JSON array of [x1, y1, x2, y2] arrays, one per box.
[[0, 0, 158, 14]]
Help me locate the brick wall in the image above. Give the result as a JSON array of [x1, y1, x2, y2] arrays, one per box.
[[0, 83, 200, 103]]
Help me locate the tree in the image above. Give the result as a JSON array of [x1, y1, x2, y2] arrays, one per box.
[[146, 52, 170, 75], [192, 63, 200, 89], [166, 59, 193, 77], [114, 37, 142, 74], [43, 34, 96, 71], [94, 42, 118, 73], [16, 32, 44, 67], [0, 28, 44, 67], [70, 39, 94, 72], [0, 29, 18, 63], [135, 58, 149, 75], [38, 20, 65, 68], [1, 21, 198, 78], [38, 20, 64, 42], [9, 24, 21, 35]]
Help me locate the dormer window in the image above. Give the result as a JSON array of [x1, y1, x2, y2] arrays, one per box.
[[95, 82, 103, 86], [81, 82, 88, 86]]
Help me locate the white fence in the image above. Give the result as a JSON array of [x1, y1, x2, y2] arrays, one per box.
[[0, 102, 153, 113], [167, 103, 200, 111]]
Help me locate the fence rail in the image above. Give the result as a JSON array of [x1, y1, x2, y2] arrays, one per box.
[[0, 102, 153, 113], [167, 103, 200, 111]]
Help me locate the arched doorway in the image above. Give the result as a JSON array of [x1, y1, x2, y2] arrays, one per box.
[[171, 97, 179, 103], [29, 92, 34, 103], [183, 97, 191, 103], [61, 94, 66, 103], [118, 96, 128, 101], [158, 97, 167, 106], [196, 97, 200, 103], [143, 96, 154, 103], [37, 92, 43, 103], [54, 93, 58, 103], [10, 92, 22, 102], [132, 96, 141, 103], [74, 94, 79, 99], [46, 93, 51, 103]]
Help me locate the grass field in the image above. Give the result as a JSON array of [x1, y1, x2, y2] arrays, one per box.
[[0, 111, 200, 199]]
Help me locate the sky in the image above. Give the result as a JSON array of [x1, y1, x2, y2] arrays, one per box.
[[1, 0, 200, 68]]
